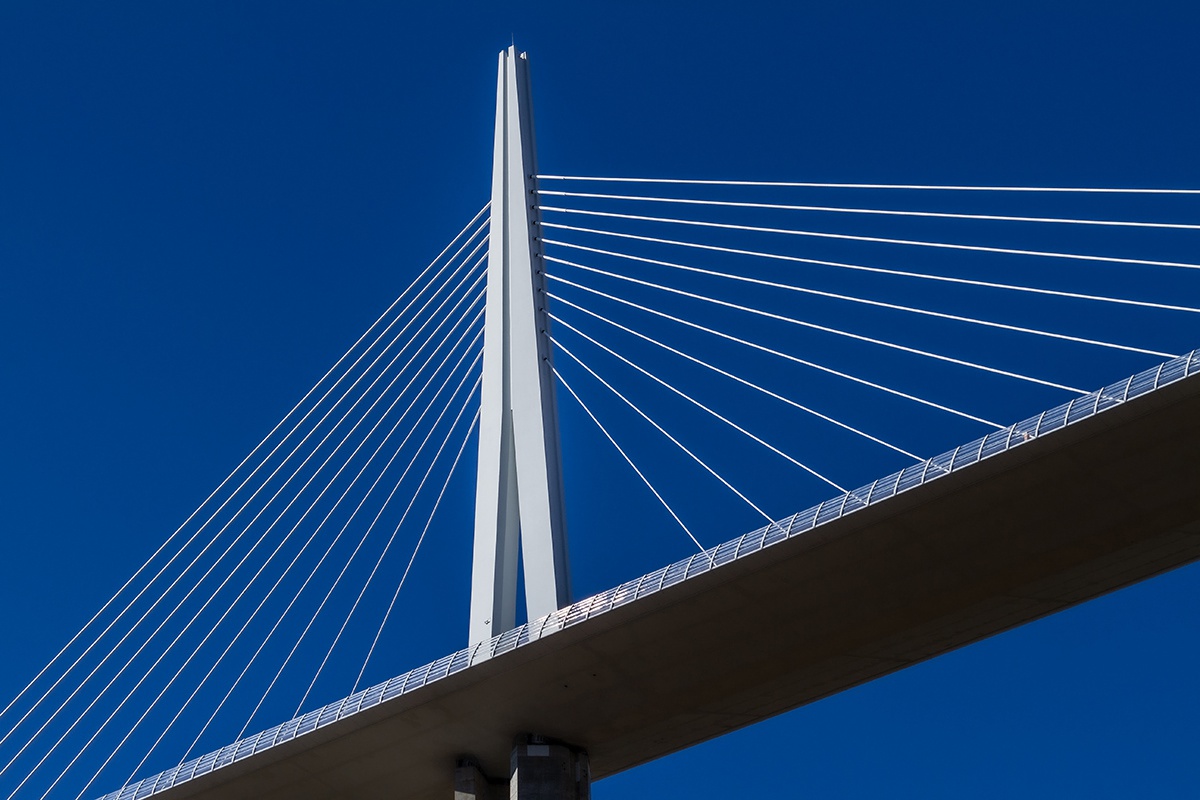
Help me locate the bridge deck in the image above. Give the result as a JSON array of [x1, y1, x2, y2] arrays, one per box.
[[102, 350, 1200, 800]]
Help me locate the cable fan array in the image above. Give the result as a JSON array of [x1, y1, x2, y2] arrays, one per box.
[[1, 174, 1199, 800], [538, 176, 1200, 558], [0, 206, 489, 800]]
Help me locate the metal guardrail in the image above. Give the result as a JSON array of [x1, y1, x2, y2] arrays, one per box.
[[97, 348, 1200, 800]]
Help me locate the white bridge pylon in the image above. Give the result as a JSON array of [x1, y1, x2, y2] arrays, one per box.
[[470, 46, 571, 644]]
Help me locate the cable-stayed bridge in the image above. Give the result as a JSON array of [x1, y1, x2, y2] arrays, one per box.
[[2, 47, 1199, 800]]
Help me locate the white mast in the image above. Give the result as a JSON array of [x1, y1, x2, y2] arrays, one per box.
[[469, 47, 570, 644]]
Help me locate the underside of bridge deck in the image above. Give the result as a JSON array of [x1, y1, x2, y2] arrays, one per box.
[[149, 369, 1200, 800]]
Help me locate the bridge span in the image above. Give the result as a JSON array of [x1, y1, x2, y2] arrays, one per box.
[[98, 350, 1200, 800]]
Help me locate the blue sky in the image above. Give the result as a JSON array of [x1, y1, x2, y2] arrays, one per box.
[[2, 2, 1199, 798]]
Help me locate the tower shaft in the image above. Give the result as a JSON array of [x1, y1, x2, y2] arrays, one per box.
[[470, 47, 569, 644]]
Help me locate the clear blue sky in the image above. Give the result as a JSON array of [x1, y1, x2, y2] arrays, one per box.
[[2, 2, 1199, 798]]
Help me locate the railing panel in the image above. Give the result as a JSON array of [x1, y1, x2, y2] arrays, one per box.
[[659, 557, 691, 590], [762, 521, 789, 547], [493, 627, 524, 655], [895, 463, 924, 493], [712, 538, 740, 567], [381, 672, 411, 702], [814, 499, 841, 526]]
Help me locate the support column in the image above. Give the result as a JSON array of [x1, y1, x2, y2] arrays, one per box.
[[455, 737, 590, 800], [510, 735, 590, 800], [470, 46, 570, 645]]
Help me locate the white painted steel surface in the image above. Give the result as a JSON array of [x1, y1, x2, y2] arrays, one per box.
[[471, 47, 570, 644]]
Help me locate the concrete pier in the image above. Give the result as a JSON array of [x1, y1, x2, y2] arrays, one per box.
[[510, 736, 589, 800], [456, 737, 589, 800]]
